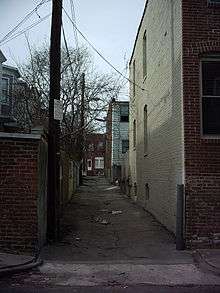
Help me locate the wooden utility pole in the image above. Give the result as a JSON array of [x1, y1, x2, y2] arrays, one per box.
[[79, 73, 85, 185], [47, 0, 63, 241]]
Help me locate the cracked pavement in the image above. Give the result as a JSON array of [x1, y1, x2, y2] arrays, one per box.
[[1, 176, 220, 291], [42, 176, 192, 263]]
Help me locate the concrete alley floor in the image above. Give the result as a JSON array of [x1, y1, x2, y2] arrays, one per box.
[[1, 176, 220, 291], [42, 176, 192, 264]]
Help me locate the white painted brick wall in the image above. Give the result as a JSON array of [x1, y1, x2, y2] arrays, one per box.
[[129, 0, 184, 233]]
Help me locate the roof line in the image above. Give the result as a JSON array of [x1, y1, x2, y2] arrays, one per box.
[[129, 0, 149, 65]]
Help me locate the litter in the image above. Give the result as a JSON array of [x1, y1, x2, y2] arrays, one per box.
[[111, 210, 122, 215], [100, 219, 109, 225]]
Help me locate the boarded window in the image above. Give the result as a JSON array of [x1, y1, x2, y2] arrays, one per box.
[[144, 105, 148, 153], [133, 120, 136, 148], [143, 31, 147, 78], [133, 60, 136, 97], [201, 60, 220, 135]]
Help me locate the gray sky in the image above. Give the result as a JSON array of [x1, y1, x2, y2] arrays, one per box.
[[0, 0, 145, 79]]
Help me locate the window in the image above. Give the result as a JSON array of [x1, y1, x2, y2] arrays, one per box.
[[122, 140, 129, 154], [144, 105, 148, 153], [95, 157, 104, 169], [97, 141, 104, 150], [87, 159, 92, 171], [120, 104, 129, 122], [133, 120, 136, 148], [208, 0, 220, 4], [143, 31, 147, 78], [133, 60, 136, 97], [201, 59, 220, 135], [1, 77, 9, 104]]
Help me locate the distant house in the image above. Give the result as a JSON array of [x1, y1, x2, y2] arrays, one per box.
[[129, 0, 220, 249], [105, 100, 129, 182], [0, 50, 21, 126], [85, 133, 106, 176]]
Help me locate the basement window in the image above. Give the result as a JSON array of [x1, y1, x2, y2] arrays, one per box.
[[201, 59, 220, 136]]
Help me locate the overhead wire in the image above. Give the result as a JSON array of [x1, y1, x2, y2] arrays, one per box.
[[69, 0, 79, 50], [62, 7, 146, 92], [0, 0, 50, 45], [0, 14, 51, 46]]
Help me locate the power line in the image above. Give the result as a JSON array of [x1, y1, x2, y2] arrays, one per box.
[[69, 0, 79, 49], [0, 0, 50, 45], [0, 14, 51, 46], [62, 7, 146, 92]]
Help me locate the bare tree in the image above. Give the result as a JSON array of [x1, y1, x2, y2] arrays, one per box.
[[13, 43, 123, 156]]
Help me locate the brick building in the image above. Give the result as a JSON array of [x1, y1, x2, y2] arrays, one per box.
[[85, 133, 106, 176], [129, 0, 220, 249], [105, 100, 129, 182]]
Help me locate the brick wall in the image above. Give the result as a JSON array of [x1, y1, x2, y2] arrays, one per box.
[[85, 133, 106, 176], [0, 133, 47, 252], [129, 0, 183, 233], [182, 0, 220, 248]]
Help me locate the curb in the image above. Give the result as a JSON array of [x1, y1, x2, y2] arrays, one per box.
[[0, 258, 43, 277], [193, 250, 220, 277]]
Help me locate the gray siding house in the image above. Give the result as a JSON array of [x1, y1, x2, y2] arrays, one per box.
[[106, 100, 129, 182], [0, 50, 20, 122]]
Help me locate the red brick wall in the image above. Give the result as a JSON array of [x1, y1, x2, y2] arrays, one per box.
[[182, 0, 220, 248], [85, 133, 106, 176], [0, 136, 41, 252]]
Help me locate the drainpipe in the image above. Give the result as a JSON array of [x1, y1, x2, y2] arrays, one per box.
[[176, 184, 185, 250]]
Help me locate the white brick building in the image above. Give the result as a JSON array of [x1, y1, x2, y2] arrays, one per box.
[[129, 0, 183, 233]]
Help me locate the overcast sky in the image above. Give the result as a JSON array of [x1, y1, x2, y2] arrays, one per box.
[[0, 0, 145, 80]]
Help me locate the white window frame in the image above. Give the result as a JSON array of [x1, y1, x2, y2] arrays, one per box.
[[94, 157, 104, 169], [200, 58, 220, 138]]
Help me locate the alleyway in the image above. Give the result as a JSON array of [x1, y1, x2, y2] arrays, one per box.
[[1, 176, 220, 291], [42, 176, 191, 264]]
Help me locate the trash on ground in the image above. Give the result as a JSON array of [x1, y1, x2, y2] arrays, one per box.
[[75, 237, 81, 241], [95, 217, 110, 225], [111, 210, 122, 215], [100, 219, 109, 225]]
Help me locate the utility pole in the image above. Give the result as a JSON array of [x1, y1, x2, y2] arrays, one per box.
[[79, 73, 85, 185], [47, 0, 63, 241]]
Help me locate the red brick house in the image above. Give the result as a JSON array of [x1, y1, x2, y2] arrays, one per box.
[[85, 133, 106, 176], [129, 0, 220, 249]]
